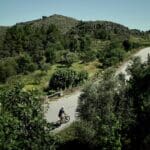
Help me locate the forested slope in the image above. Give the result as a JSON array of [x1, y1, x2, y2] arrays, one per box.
[[0, 14, 149, 85]]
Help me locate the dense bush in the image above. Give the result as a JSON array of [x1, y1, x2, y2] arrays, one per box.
[[49, 68, 88, 90], [45, 47, 56, 64], [16, 53, 37, 74], [123, 39, 132, 51], [123, 39, 141, 51], [123, 57, 150, 150], [0, 54, 38, 83], [62, 52, 78, 67], [0, 84, 57, 150], [0, 58, 17, 83], [98, 47, 125, 68], [94, 29, 109, 40], [77, 70, 122, 149]]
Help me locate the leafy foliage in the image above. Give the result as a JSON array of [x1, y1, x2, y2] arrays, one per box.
[[123, 57, 150, 150], [16, 53, 37, 74], [0, 84, 57, 150], [0, 58, 17, 83], [77, 70, 122, 149], [98, 42, 125, 67], [49, 68, 88, 90]]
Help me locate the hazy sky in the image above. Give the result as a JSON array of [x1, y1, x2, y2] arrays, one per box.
[[0, 0, 150, 31]]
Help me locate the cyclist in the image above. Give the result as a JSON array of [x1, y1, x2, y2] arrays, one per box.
[[58, 107, 66, 123]]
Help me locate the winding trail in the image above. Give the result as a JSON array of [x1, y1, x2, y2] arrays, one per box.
[[116, 47, 150, 80], [45, 47, 150, 131]]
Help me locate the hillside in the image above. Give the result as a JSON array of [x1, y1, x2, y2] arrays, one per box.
[[16, 14, 79, 34], [0, 26, 9, 49], [14, 14, 136, 36], [72, 20, 130, 37], [0, 14, 147, 40], [0, 14, 149, 86], [0, 14, 148, 56]]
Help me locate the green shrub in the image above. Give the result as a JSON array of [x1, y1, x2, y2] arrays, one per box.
[[16, 54, 37, 74], [49, 68, 88, 90], [98, 47, 125, 68], [123, 40, 132, 51], [63, 52, 78, 67], [45, 47, 56, 64], [0, 84, 57, 149], [0, 58, 17, 83]]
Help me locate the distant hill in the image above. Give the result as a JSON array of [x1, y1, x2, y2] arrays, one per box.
[[70, 20, 131, 39], [16, 14, 78, 33], [1, 14, 147, 35], [0, 14, 147, 38], [0, 14, 148, 58]]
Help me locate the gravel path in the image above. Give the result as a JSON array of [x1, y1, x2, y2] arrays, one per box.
[[116, 47, 150, 80], [45, 47, 150, 131]]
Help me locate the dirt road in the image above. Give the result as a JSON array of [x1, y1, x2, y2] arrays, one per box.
[[116, 47, 150, 79]]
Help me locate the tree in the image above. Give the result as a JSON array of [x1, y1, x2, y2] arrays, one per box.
[[63, 52, 78, 67], [123, 40, 132, 51], [0, 58, 17, 83], [124, 57, 150, 150], [16, 53, 37, 74], [0, 84, 57, 150], [79, 36, 91, 51], [98, 46, 125, 68], [45, 47, 56, 64], [77, 70, 122, 149], [94, 29, 109, 40], [46, 24, 61, 43], [0, 111, 21, 149], [69, 36, 80, 52]]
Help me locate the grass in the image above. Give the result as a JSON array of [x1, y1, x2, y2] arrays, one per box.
[[91, 39, 110, 51], [71, 60, 99, 77]]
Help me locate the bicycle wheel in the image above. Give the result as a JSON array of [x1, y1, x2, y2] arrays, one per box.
[[65, 116, 70, 122]]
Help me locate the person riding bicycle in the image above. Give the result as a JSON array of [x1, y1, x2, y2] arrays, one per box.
[[58, 107, 66, 123]]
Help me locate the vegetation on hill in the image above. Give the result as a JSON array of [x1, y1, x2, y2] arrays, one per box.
[[0, 14, 149, 88], [0, 26, 9, 50], [49, 68, 88, 90], [17, 14, 78, 33]]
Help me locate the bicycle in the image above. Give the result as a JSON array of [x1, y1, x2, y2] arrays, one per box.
[[60, 115, 70, 124]]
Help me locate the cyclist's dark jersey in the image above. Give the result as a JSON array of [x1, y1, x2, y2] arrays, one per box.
[[58, 109, 64, 117]]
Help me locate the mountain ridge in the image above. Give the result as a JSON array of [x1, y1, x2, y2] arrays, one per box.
[[0, 14, 148, 33]]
